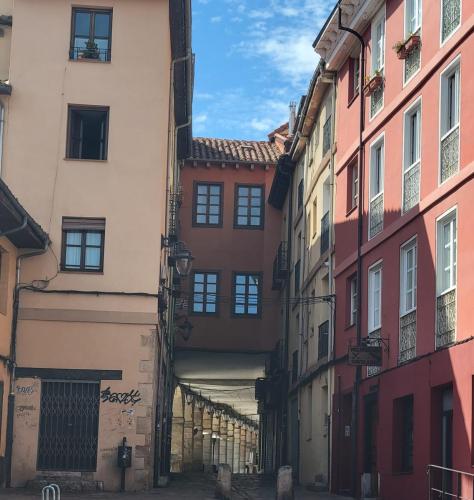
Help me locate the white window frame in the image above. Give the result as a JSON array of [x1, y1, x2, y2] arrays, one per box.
[[405, 0, 422, 35], [350, 275, 357, 326], [368, 133, 385, 239], [371, 7, 386, 74], [440, 0, 462, 46], [402, 97, 422, 212], [351, 163, 359, 210], [400, 237, 418, 316], [368, 261, 383, 333], [436, 207, 457, 297], [439, 56, 461, 185]]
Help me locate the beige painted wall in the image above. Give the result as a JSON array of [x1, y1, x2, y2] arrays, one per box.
[[0, 0, 12, 81], [2, 0, 175, 491]]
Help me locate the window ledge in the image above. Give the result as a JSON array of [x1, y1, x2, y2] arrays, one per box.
[[60, 270, 104, 275], [346, 205, 358, 217], [347, 92, 359, 108], [64, 158, 108, 163], [69, 58, 111, 64]]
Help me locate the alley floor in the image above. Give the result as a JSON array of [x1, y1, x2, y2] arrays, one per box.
[[0, 474, 353, 500]]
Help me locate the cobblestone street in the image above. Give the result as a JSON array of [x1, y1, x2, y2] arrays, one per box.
[[0, 474, 352, 500]]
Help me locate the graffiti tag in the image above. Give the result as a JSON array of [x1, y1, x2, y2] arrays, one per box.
[[17, 385, 35, 395], [100, 387, 141, 406]]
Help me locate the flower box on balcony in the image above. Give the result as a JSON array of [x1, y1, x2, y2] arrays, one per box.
[[363, 74, 383, 96], [393, 34, 421, 60]]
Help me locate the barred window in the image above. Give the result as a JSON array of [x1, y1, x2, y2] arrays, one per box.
[[235, 185, 264, 228], [194, 183, 222, 226]]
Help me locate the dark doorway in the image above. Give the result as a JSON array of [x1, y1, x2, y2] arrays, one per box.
[[363, 393, 379, 496], [37, 380, 100, 471], [441, 386, 454, 493], [336, 393, 353, 494], [289, 397, 299, 478]]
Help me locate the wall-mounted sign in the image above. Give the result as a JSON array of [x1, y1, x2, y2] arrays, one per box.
[[348, 345, 382, 366]]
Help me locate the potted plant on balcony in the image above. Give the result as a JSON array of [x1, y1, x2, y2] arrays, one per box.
[[393, 33, 421, 60], [79, 41, 100, 60], [363, 70, 384, 96]]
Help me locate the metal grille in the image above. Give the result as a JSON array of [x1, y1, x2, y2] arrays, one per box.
[[440, 127, 459, 183], [38, 380, 100, 471], [168, 186, 183, 238], [404, 43, 421, 82], [367, 329, 381, 377], [441, 0, 461, 42], [403, 162, 420, 213], [436, 289, 456, 349], [370, 85, 384, 117], [369, 194, 384, 239], [399, 311, 416, 364]]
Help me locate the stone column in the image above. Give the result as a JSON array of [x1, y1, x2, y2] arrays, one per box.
[[226, 421, 234, 471], [212, 413, 221, 468], [251, 430, 257, 472], [246, 428, 252, 472], [233, 424, 241, 473], [192, 406, 204, 471], [182, 401, 194, 471], [219, 417, 228, 465], [202, 410, 213, 472], [240, 427, 247, 473]]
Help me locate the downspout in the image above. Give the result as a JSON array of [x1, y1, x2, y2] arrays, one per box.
[[338, 6, 365, 499], [327, 70, 337, 490], [5, 242, 49, 488], [0, 104, 5, 177]]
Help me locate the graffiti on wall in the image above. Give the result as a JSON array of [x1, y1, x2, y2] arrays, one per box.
[[100, 386, 141, 406], [16, 385, 36, 395]]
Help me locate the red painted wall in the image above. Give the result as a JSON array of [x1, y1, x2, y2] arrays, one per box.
[[176, 162, 282, 353], [332, 0, 474, 497]]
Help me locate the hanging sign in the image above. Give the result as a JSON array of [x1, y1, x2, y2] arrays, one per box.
[[348, 344, 382, 366]]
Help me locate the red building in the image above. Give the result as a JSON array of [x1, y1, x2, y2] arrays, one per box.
[[171, 137, 282, 473], [315, 0, 474, 498]]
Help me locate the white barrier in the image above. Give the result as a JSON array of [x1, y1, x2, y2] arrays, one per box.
[[41, 483, 60, 500]]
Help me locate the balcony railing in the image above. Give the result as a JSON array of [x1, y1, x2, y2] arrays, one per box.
[[399, 310, 416, 364], [436, 289, 456, 349], [440, 126, 459, 183], [69, 46, 111, 62], [272, 241, 288, 290], [369, 194, 384, 239], [427, 464, 474, 500], [403, 161, 420, 213], [367, 328, 382, 377], [404, 41, 421, 82], [370, 82, 384, 117], [320, 211, 330, 254], [441, 0, 461, 42]]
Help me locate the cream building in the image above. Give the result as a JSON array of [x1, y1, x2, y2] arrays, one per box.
[[270, 65, 336, 489], [0, 0, 191, 491]]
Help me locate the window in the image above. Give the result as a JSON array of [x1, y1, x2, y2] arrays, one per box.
[[235, 185, 264, 228], [437, 210, 457, 295], [194, 183, 222, 226], [370, 8, 385, 117], [403, 100, 421, 212], [294, 260, 301, 295], [406, 0, 422, 35], [369, 136, 384, 238], [192, 272, 218, 314], [233, 273, 261, 316], [318, 320, 329, 359], [291, 350, 298, 384], [322, 116, 332, 156], [312, 199, 317, 238], [348, 162, 359, 211], [393, 395, 414, 473], [349, 275, 357, 326], [297, 179, 304, 211], [61, 218, 105, 272], [440, 60, 460, 183], [400, 239, 418, 316], [67, 106, 109, 160], [349, 56, 360, 102], [441, 0, 461, 43], [70, 8, 112, 61], [368, 262, 382, 333]]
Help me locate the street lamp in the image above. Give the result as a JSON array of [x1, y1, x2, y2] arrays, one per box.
[[161, 236, 194, 277]]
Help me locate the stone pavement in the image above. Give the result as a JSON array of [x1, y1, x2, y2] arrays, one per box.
[[0, 473, 353, 500]]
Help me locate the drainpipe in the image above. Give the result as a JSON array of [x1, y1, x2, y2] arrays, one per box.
[[5, 241, 49, 488], [0, 104, 5, 177], [338, 6, 365, 499]]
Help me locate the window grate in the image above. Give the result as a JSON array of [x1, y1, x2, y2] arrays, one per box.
[[37, 380, 100, 471], [404, 42, 421, 82], [403, 162, 420, 213], [436, 289, 456, 348], [369, 194, 384, 238], [370, 84, 384, 117], [399, 311, 417, 363], [440, 126, 459, 183], [441, 0, 461, 42], [367, 329, 382, 377]]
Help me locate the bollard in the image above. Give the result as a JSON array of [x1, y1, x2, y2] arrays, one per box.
[[215, 463, 232, 500], [49, 484, 60, 500], [276, 466, 294, 500]]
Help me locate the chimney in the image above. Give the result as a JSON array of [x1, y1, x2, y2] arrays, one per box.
[[289, 101, 297, 136]]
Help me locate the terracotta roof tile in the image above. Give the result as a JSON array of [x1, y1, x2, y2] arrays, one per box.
[[190, 137, 280, 164]]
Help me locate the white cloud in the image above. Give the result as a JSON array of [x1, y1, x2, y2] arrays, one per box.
[[194, 113, 208, 124], [248, 9, 273, 19], [210, 16, 222, 23], [250, 118, 274, 132]]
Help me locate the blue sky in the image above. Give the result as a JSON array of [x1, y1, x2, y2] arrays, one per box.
[[192, 0, 335, 141]]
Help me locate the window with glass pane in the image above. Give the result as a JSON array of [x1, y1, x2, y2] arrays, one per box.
[[62, 230, 104, 272], [235, 185, 264, 228], [350, 275, 357, 326], [403, 102, 421, 212], [405, 0, 421, 34], [192, 272, 218, 314], [368, 263, 382, 332], [400, 240, 417, 315], [194, 183, 222, 226], [350, 162, 359, 210], [233, 273, 261, 316], [67, 106, 109, 160], [369, 138, 384, 238], [372, 11, 385, 72], [70, 8, 112, 61], [437, 212, 457, 295]]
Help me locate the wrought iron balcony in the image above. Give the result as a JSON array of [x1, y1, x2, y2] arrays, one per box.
[[436, 289, 456, 349], [320, 211, 330, 254], [403, 162, 420, 213], [440, 126, 459, 184], [272, 241, 288, 290], [404, 42, 421, 82], [367, 329, 382, 377], [441, 0, 461, 42], [370, 83, 384, 118], [369, 194, 384, 239], [399, 310, 416, 364], [69, 46, 111, 62]]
